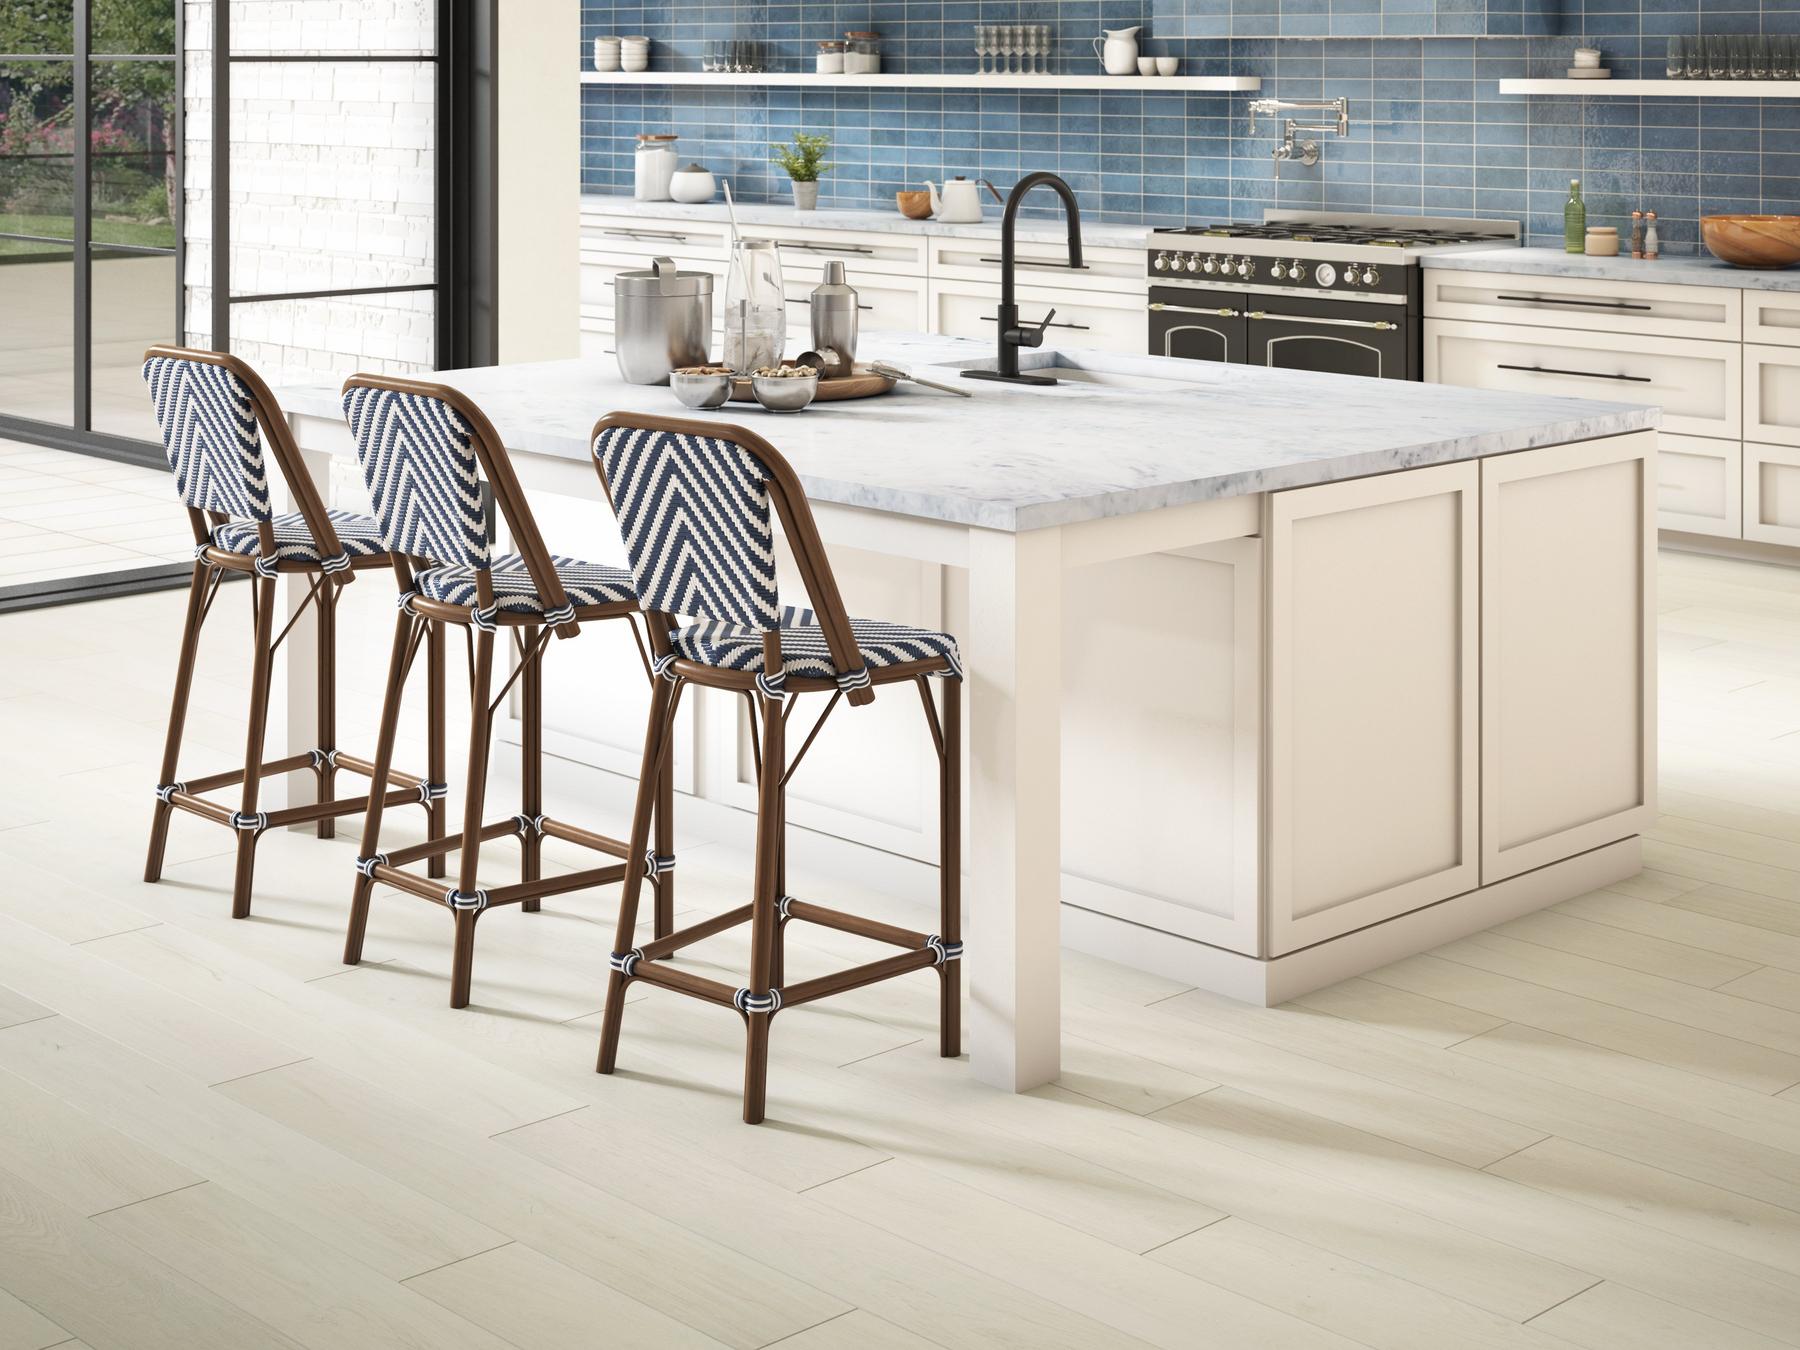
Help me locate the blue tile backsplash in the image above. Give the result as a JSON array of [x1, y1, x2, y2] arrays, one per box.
[[582, 2, 1800, 255]]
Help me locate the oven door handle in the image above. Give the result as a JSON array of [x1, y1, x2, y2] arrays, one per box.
[[1247, 310, 1398, 332], [1495, 362, 1652, 383], [1150, 303, 1242, 317]]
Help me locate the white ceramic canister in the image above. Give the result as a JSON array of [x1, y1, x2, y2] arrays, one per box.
[[593, 36, 621, 72], [634, 133, 678, 201], [669, 162, 716, 204]]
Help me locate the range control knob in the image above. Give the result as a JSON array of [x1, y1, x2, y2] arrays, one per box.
[[1152, 251, 1170, 272], [1287, 261, 1309, 283], [1235, 257, 1253, 278], [1360, 267, 1379, 286], [1269, 261, 1287, 280], [1315, 262, 1338, 288], [1342, 267, 1359, 286], [1201, 255, 1218, 275], [1183, 253, 1202, 273]]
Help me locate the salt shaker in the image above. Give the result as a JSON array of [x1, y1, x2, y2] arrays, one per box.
[[1644, 211, 1660, 260], [1630, 209, 1645, 259]]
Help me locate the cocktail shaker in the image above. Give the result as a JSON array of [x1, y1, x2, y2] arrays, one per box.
[[809, 260, 860, 366]]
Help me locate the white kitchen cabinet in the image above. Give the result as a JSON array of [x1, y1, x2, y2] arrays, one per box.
[[783, 271, 929, 351], [928, 238, 1143, 294], [1264, 460, 1480, 955], [1745, 342, 1800, 449], [1061, 539, 1262, 957], [1745, 441, 1800, 548], [1423, 269, 1740, 342], [1424, 316, 1740, 440], [1655, 432, 1742, 538], [1480, 434, 1656, 882], [929, 279, 1144, 354]]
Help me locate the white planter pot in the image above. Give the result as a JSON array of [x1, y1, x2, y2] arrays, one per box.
[[791, 180, 819, 210]]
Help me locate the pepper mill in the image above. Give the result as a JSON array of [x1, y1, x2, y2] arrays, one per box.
[[809, 260, 861, 370]]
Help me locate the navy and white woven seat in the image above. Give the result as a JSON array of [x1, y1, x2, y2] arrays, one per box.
[[672, 605, 962, 681], [208, 509, 388, 567], [412, 552, 636, 618]]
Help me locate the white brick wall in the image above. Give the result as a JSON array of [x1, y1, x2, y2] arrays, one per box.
[[183, 0, 438, 384]]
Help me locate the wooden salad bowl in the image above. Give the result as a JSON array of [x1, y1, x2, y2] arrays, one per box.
[[1701, 215, 1800, 269]]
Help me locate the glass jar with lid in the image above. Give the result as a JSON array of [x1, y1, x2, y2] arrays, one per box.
[[634, 133, 678, 201], [844, 31, 882, 74], [816, 39, 846, 74]]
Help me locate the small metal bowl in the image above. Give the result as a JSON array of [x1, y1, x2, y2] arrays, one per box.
[[670, 369, 732, 409], [750, 370, 819, 413]]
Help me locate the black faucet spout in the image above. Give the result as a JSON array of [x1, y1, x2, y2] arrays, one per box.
[[963, 172, 1085, 386]]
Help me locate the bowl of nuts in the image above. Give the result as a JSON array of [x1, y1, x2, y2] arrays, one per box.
[[749, 362, 820, 413], [670, 365, 734, 409]]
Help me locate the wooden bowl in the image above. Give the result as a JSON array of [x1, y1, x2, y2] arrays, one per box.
[[895, 190, 932, 220], [1701, 215, 1800, 269]]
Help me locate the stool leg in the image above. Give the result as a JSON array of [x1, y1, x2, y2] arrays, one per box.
[[425, 622, 447, 879], [346, 609, 417, 966], [743, 693, 785, 1126], [230, 574, 278, 920], [652, 716, 675, 940], [315, 579, 338, 839], [146, 561, 209, 884], [448, 626, 497, 1008], [769, 791, 787, 991], [939, 677, 962, 1059], [597, 675, 678, 1074], [520, 625, 543, 911]]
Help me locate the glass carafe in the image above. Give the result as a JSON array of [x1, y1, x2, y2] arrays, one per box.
[[722, 239, 786, 373]]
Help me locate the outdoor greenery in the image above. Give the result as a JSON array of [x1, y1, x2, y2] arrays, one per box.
[[0, 0, 177, 250], [770, 133, 833, 184]]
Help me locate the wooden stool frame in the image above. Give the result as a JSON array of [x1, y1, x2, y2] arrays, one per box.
[[590, 411, 962, 1124], [142, 346, 447, 919], [343, 375, 674, 1008]]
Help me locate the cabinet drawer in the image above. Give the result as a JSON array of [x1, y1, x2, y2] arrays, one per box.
[[1423, 269, 1740, 341], [784, 272, 928, 345], [1424, 317, 1739, 440], [929, 238, 1145, 295], [929, 280, 1144, 354], [1745, 291, 1800, 347], [1745, 343, 1800, 448], [741, 224, 928, 279], [1745, 442, 1800, 548], [581, 213, 732, 263], [1656, 433, 1742, 538]]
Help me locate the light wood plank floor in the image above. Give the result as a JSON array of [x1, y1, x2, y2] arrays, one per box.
[[0, 545, 1797, 1350]]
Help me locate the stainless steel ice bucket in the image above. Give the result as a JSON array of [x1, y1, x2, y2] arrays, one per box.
[[613, 256, 713, 385]]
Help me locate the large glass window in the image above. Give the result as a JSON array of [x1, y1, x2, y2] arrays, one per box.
[[0, 0, 180, 447]]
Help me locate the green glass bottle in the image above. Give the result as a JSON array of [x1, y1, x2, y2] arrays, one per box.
[[1564, 179, 1586, 253]]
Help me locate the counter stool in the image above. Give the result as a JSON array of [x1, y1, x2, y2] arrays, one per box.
[[590, 412, 963, 1124], [341, 375, 671, 1007], [140, 346, 447, 919]]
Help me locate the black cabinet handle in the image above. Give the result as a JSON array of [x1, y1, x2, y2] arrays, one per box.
[[775, 239, 875, 254], [980, 314, 1091, 331], [1496, 362, 1652, 383], [977, 256, 1092, 271], [1495, 294, 1653, 311]]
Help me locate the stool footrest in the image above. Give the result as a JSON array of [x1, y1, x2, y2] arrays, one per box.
[[781, 898, 928, 950], [781, 947, 940, 1008], [181, 751, 318, 795], [639, 904, 755, 961], [380, 818, 525, 868], [628, 960, 740, 1008], [538, 817, 630, 859], [484, 863, 627, 908]]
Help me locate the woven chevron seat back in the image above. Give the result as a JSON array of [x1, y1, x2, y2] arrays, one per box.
[[593, 424, 781, 632], [142, 354, 272, 522], [342, 384, 488, 570]]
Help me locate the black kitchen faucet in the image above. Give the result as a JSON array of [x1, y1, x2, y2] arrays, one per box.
[[964, 172, 1086, 387]]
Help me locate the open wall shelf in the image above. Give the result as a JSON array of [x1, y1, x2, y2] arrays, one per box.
[[580, 70, 1261, 92], [1500, 78, 1800, 96]]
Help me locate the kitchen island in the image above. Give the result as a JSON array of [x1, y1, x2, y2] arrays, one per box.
[[276, 332, 1658, 1093]]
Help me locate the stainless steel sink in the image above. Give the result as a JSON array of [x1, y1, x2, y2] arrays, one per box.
[[941, 349, 1204, 390]]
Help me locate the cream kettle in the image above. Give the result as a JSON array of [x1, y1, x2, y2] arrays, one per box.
[[924, 176, 1003, 223]]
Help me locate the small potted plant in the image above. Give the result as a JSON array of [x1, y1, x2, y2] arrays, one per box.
[[770, 132, 832, 210]]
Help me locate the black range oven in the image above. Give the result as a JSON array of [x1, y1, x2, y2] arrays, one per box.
[[1145, 213, 1520, 382]]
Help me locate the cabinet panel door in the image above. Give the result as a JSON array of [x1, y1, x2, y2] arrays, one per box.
[[928, 281, 1145, 353], [1061, 541, 1261, 957], [1481, 433, 1655, 882], [1424, 317, 1739, 440], [1745, 441, 1800, 548], [1745, 292, 1800, 347], [1266, 462, 1479, 955], [1746, 343, 1800, 448], [1655, 432, 1742, 538], [1423, 269, 1740, 342], [784, 272, 928, 350]]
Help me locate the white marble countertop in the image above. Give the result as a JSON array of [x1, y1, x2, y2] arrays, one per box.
[[1424, 245, 1800, 292], [581, 192, 1151, 250], [278, 332, 1655, 533]]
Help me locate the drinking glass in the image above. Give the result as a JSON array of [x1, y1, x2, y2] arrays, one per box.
[[1706, 34, 1729, 79], [1685, 35, 1706, 78], [1036, 24, 1052, 74], [1774, 34, 1796, 80], [1750, 35, 1770, 79], [1666, 35, 1686, 79], [703, 40, 724, 73], [1007, 24, 1023, 74], [1729, 34, 1749, 79], [975, 25, 989, 75]]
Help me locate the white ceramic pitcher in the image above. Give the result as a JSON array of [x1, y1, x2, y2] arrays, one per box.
[[924, 176, 1003, 223], [1092, 25, 1142, 76]]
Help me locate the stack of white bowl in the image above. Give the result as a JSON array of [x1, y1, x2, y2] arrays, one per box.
[[594, 36, 651, 73]]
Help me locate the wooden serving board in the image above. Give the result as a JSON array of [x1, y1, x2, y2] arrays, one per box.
[[727, 364, 896, 403]]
